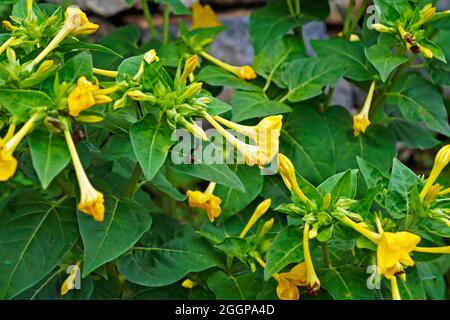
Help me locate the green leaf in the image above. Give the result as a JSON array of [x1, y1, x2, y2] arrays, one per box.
[[387, 118, 439, 149], [154, 0, 190, 15], [117, 215, 222, 287], [365, 44, 408, 82], [148, 170, 187, 201], [311, 38, 373, 81], [0, 89, 53, 121], [215, 237, 250, 263], [385, 159, 421, 219], [254, 35, 307, 88], [197, 66, 260, 91], [280, 57, 346, 102], [79, 197, 152, 276], [0, 194, 78, 299], [373, 0, 410, 24], [317, 169, 358, 201], [281, 106, 335, 185], [396, 269, 426, 300], [357, 157, 389, 189], [265, 225, 303, 280], [230, 91, 292, 122], [130, 114, 174, 181], [215, 165, 264, 221], [59, 51, 93, 83], [386, 73, 450, 137], [318, 265, 375, 300], [207, 271, 263, 300], [28, 130, 70, 189]]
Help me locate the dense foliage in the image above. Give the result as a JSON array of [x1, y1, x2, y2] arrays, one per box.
[[0, 0, 449, 300]]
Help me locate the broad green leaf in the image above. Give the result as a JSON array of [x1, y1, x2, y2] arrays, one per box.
[[281, 106, 335, 185], [215, 237, 250, 263], [386, 74, 450, 137], [148, 170, 187, 201], [117, 215, 222, 287], [280, 57, 346, 102], [317, 169, 358, 200], [154, 0, 190, 15], [230, 91, 292, 122], [59, 51, 93, 83], [197, 66, 260, 91], [28, 130, 70, 189], [79, 197, 152, 276], [318, 265, 375, 300], [385, 159, 421, 219], [0, 89, 53, 121], [426, 30, 450, 85], [58, 42, 121, 58], [0, 194, 78, 299], [254, 35, 307, 88], [324, 106, 397, 174], [396, 269, 426, 300], [365, 44, 408, 82], [311, 38, 373, 81], [265, 225, 303, 280], [387, 118, 439, 149], [215, 165, 264, 221], [356, 157, 389, 189], [207, 271, 263, 300], [130, 114, 175, 181], [373, 0, 411, 24]]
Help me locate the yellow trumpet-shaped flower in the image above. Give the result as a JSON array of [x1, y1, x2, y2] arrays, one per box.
[[214, 115, 282, 165], [420, 144, 450, 200], [202, 112, 272, 167], [187, 181, 222, 222], [200, 51, 256, 80], [182, 120, 208, 141], [68, 77, 115, 117], [417, 4, 436, 25], [181, 279, 196, 289], [371, 23, 393, 33], [133, 49, 159, 81], [239, 198, 271, 238], [377, 231, 421, 279], [191, 2, 221, 30], [93, 68, 118, 78], [64, 128, 105, 221], [0, 37, 15, 56], [390, 276, 401, 300], [353, 81, 376, 136], [60, 264, 80, 296], [2, 21, 17, 32], [278, 153, 310, 205], [27, 0, 33, 18], [415, 245, 450, 254], [275, 262, 307, 300], [28, 6, 98, 69], [0, 114, 41, 182], [181, 55, 199, 83], [303, 223, 320, 293]]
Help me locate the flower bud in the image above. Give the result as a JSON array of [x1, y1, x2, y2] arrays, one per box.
[[183, 82, 203, 99], [371, 23, 393, 33], [127, 90, 156, 102]]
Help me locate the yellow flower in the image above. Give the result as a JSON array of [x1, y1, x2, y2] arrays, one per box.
[[303, 223, 320, 293], [93, 68, 118, 78], [200, 51, 256, 80], [420, 46, 433, 59], [415, 245, 450, 254], [181, 55, 199, 83], [181, 279, 196, 289], [371, 23, 393, 33], [191, 2, 221, 30], [2, 21, 17, 32], [187, 182, 222, 222], [275, 263, 307, 300], [239, 198, 271, 238], [353, 81, 376, 136], [377, 231, 421, 279], [202, 112, 272, 167], [214, 115, 282, 164], [68, 77, 114, 117], [60, 264, 80, 296], [337, 31, 360, 41], [64, 128, 105, 221], [182, 120, 208, 141], [420, 144, 450, 200], [278, 153, 310, 204], [0, 114, 41, 182], [417, 4, 436, 25], [133, 49, 159, 81], [27, 0, 33, 18]]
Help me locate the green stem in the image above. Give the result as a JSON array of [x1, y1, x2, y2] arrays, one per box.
[[294, 0, 300, 15], [320, 242, 332, 268], [342, 0, 355, 38], [163, 5, 170, 45], [141, 0, 158, 39], [286, 0, 296, 18], [348, 0, 368, 34], [123, 164, 143, 198]]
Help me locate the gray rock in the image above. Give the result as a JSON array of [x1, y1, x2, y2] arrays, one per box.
[[48, 0, 133, 17]]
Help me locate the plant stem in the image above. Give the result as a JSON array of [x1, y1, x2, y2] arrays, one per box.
[[294, 0, 301, 15], [286, 0, 296, 18], [320, 242, 332, 268], [342, 0, 355, 38], [123, 163, 143, 198], [349, 0, 369, 34], [141, 0, 158, 40], [163, 5, 170, 45]]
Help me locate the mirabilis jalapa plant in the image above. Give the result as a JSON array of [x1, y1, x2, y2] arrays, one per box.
[[0, 0, 449, 300]]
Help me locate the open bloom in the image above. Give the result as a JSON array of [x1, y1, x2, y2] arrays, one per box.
[[0, 114, 41, 181], [239, 198, 271, 238], [187, 182, 222, 222], [68, 77, 116, 117], [353, 81, 376, 136], [28, 6, 98, 69], [214, 115, 282, 165], [191, 2, 221, 29], [199, 51, 256, 80], [420, 144, 450, 200], [64, 128, 105, 221], [275, 262, 307, 300]]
